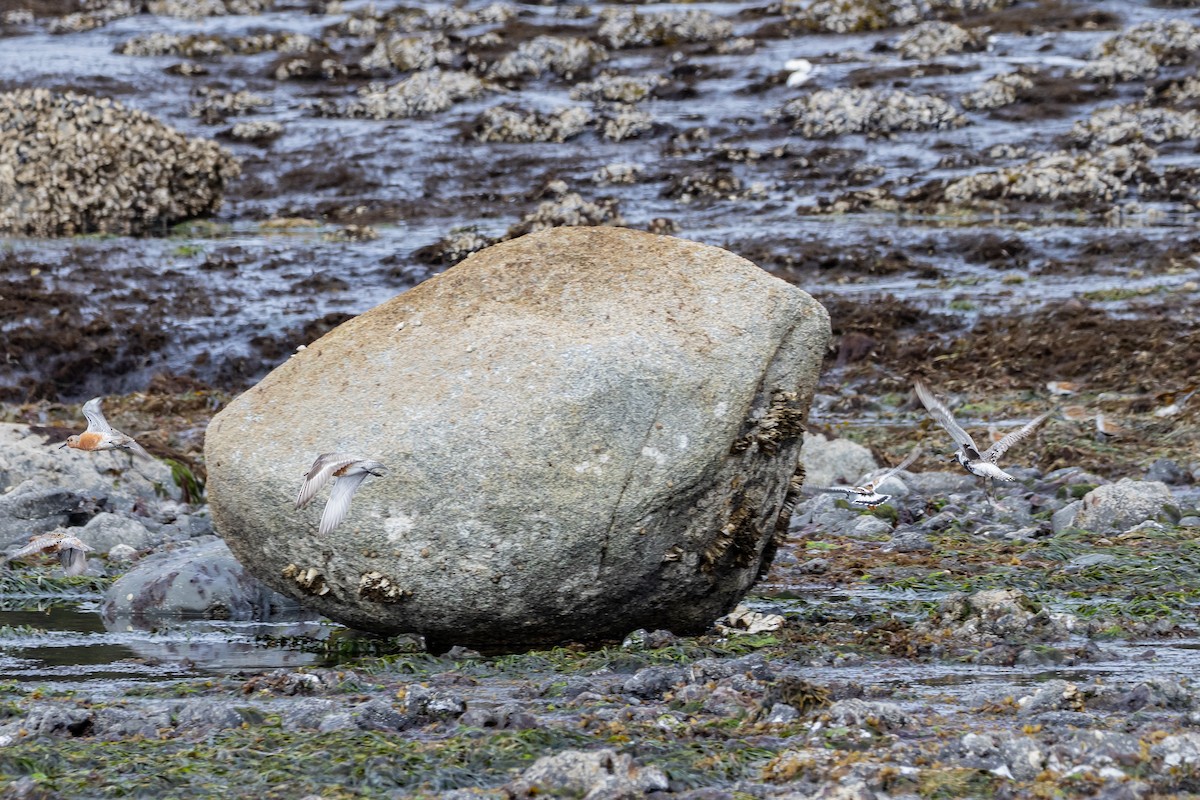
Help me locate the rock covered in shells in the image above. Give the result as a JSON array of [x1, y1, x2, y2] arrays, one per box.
[[323, 70, 486, 119], [599, 106, 654, 142], [504, 192, 623, 238], [487, 36, 606, 81], [593, 162, 645, 185], [1079, 19, 1200, 81], [597, 8, 733, 50], [117, 32, 228, 57], [775, 88, 966, 138], [960, 71, 1034, 110], [189, 89, 272, 123], [783, 0, 1014, 34], [893, 21, 982, 60], [1068, 103, 1200, 148], [570, 74, 662, 104], [146, 0, 272, 18], [942, 144, 1154, 206], [474, 104, 592, 143], [0, 89, 239, 237], [359, 33, 460, 72]]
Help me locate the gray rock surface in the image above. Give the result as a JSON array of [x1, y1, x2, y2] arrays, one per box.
[[799, 432, 877, 489], [75, 512, 157, 553], [100, 538, 298, 624], [505, 749, 669, 798], [1075, 478, 1173, 532], [0, 423, 179, 516], [206, 227, 829, 647]]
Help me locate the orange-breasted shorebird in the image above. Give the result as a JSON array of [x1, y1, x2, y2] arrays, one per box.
[[61, 397, 151, 458], [808, 444, 922, 509], [1094, 412, 1133, 441], [295, 453, 387, 535], [9, 532, 93, 576], [914, 378, 1050, 486]]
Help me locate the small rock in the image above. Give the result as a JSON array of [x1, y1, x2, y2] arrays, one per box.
[[1145, 458, 1188, 485], [849, 515, 893, 539], [800, 432, 877, 489], [76, 512, 157, 553], [1052, 501, 1081, 533], [885, 530, 933, 552], [1075, 479, 1173, 532], [823, 699, 909, 731], [505, 749, 668, 798]]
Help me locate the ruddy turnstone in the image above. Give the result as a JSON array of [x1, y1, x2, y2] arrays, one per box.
[[914, 378, 1049, 485], [61, 397, 151, 459], [295, 453, 387, 535]]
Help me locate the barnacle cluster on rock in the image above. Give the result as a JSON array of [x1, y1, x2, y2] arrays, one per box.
[[1078, 19, 1200, 81], [599, 106, 654, 142], [486, 36, 606, 81], [782, 0, 1014, 34], [359, 32, 460, 72], [775, 88, 966, 138], [593, 162, 645, 185], [0, 88, 239, 237], [892, 21, 982, 60], [227, 120, 283, 143], [474, 104, 592, 143], [331, 1, 514, 39], [320, 69, 487, 119], [941, 144, 1154, 206], [570, 74, 663, 104], [596, 8, 733, 49], [960, 71, 1034, 110], [504, 191, 623, 238], [189, 89, 272, 123], [1068, 102, 1200, 148]]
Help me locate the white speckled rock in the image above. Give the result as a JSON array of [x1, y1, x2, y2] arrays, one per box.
[[1075, 478, 1173, 532], [799, 432, 877, 489], [205, 227, 830, 648]]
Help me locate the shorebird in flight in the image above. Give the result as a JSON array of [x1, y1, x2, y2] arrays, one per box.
[[809, 444, 922, 509], [61, 397, 152, 459], [9, 532, 93, 576], [296, 453, 387, 535], [914, 378, 1049, 488]]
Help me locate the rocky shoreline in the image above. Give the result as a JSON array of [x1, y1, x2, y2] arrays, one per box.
[[2, 394, 1199, 797]]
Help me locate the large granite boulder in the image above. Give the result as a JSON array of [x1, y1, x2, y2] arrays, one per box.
[[206, 227, 829, 648]]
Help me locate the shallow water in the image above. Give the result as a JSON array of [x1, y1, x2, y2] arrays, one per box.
[[4, 0, 1199, 396]]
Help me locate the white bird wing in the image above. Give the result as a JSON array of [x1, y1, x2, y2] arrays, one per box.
[[295, 453, 360, 509], [914, 379, 980, 457], [59, 547, 90, 576], [983, 411, 1050, 463], [864, 445, 922, 491], [10, 534, 57, 560], [81, 397, 113, 434], [319, 471, 371, 535], [120, 436, 154, 459]]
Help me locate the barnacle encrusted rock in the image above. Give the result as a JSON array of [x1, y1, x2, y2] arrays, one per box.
[[1078, 19, 1200, 81], [321, 69, 486, 119], [775, 88, 966, 138], [487, 36, 606, 81], [0, 89, 239, 237], [893, 21, 981, 60], [597, 8, 733, 49], [1068, 103, 1200, 148], [782, 0, 1014, 34], [206, 227, 830, 648], [961, 71, 1033, 110], [474, 104, 592, 143], [942, 144, 1154, 206]]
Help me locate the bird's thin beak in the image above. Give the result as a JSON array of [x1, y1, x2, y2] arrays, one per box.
[[58, 442, 68, 449]]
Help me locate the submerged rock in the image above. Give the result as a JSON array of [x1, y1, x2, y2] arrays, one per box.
[[206, 227, 829, 647], [0, 89, 239, 236], [100, 538, 297, 624]]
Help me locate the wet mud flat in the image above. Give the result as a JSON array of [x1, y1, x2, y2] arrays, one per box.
[[2, 0, 1200, 795]]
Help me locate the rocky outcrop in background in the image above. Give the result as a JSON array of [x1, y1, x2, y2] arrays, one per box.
[[0, 89, 239, 236]]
